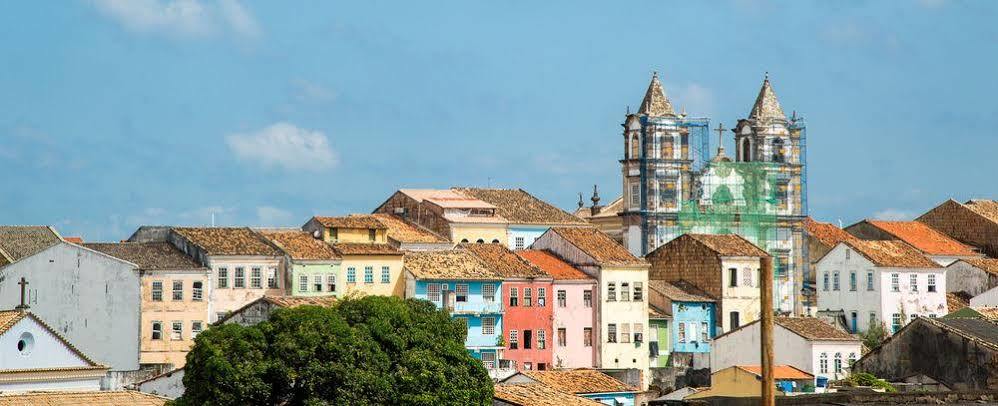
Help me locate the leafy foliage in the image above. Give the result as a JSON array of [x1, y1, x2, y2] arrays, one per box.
[[860, 320, 888, 350], [837, 372, 897, 393], [172, 296, 493, 406]]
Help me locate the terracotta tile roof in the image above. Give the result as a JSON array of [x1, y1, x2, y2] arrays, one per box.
[[575, 196, 624, 220], [648, 280, 716, 302], [256, 230, 340, 260], [0, 225, 62, 264], [83, 242, 203, 270], [947, 291, 972, 313], [63, 237, 84, 244], [842, 239, 940, 268], [550, 227, 647, 267], [454, 188, 586, 225], [970, 307, 998, 321], [517, 250, 592, 280], [775, 317, 858, 341], [403, 250, 499, 280], [371, 213, 448, 244], [686, 234, 770, 257], [0, 391, 167, 405], [310, 215, 387, 230], [965, 199, 998, 223], [399, 189, 496, 209], [863, 220, 978, 256], [262, 295, 337, 308], [463, 243, 547, 279], [520, 369, 638, 394], [804, 217, 856, 247], [649, 304, 670, 319], [172, 227, 281, 256], [330, 242, 401, 256], [736, 365, 813, 380], [494, 383, 605, 406], [0, 311, 26, 335], [956, 258, 998, 276]]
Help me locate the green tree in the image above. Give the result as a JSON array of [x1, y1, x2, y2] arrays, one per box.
[[860, 320, 888, 350], [173, 296, 493, 406]]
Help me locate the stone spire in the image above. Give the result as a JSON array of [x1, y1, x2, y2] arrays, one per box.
[[749, 72, 786, 123], [638, 72, 676, 117]]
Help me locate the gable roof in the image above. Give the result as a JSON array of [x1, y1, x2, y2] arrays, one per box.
[[310, 215, 387, 230], [256, 230, 340, 260], [964, 199, 998, 223], [685, 234, 770, 257], [82, 242, 203, 270], [463, 243, 548, 279], [517, 250, 592, 281], [399, 189, 495, 209], [550, 227, 647, 267], [929, 317, 998, 349], [330, 242, 401, 256], [172, 227, 281, 256], [518, 369, 638, 394], [403, 249, 498, 280], [841, 239, 940, 268], [648, 280, 715, 302], [493, 383, 605, 406], [947, 291, 972, 313], [574, 196, 624, 220], [953, 258, 998, 276], [804, 217, 856, 247], [774, 317, 857, 341], [860, 220, 978, 256], [454, 188, 586, 225], [0, 225, 62, 265], [735, 365, 813, 380], [0, 310, 104, 371], [215, 295, 337, 325], [371, 213, 448, 245], [0, 391, 167, 406]]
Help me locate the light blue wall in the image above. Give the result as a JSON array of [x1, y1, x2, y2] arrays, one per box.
[[671, 301, 716, 353], [586, 392, 636, 406], [508, 225, 550, 249], [414, 280, 503, 349]]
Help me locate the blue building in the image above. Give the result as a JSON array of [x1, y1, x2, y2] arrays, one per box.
[[403, 250, 505, 366], [649, 280, 717, 353]]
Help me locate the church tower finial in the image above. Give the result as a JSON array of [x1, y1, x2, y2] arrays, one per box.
[[638, 71, 676, 117], [749, 72, 786, 122], [578, 192, 585, 209]]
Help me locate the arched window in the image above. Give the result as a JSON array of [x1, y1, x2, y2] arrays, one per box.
[[661, 135, 674, 160], [491, 239, 500, 244], [630, 134, 640, 159], [476, 239, 485, 244], [460, 239, 469, 243], [834, 352, 843, 373], [772, 138, 785, 163], [819, 353, 828, 373], [740, 138, 752, 162]]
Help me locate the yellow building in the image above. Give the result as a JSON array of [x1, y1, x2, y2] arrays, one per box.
[[303, 215, 405, 297], [686, 365, 814, 399]]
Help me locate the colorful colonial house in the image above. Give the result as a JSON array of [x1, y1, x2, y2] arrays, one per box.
[[518, 249, 597, 369], [370, 213, 452, 251], [648, 280, 717, 354], [452, 188, 588, 249], [465, 243, 552, 371], [403, 249, 507, 376], [302, 215, 405, 297], [529, 227, 651, 390], [255, 229, 341, 297], [502, 369, 639, 406]]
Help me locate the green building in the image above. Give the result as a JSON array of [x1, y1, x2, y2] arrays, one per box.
[[257, 229, 341, 297]]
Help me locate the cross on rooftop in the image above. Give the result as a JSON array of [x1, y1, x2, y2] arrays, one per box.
[[15, 277, 29, 311]]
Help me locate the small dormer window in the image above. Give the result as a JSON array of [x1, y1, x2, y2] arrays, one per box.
[[368, 229, 376, 242]]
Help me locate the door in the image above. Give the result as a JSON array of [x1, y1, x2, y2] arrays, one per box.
[[850, 311, 858, 333]]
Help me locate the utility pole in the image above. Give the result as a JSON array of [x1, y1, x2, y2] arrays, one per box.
[[760, 256, 775, 406]]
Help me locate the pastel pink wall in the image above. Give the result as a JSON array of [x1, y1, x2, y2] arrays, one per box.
[[552, 281, 597, 369]]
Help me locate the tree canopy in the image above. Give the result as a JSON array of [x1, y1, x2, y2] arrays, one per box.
[[173, 295, 493, 405]]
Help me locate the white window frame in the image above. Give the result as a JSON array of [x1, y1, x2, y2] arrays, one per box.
[[191, 321, 203, 338], [217, 267, 228, 289], [299, 275, 308, 292], [171, 321, 183, 341], [557, 290, 566, 307], [192, 281, 203, 301], [234, 267, 245, 288], [928, 274, 937, 292], [172, 280, 183, 301], [250, 267, 262, 289], [482, 283, 495, 302], [151, 281, 163, 301], [381, 266, 391, 284], [364, 267, 374, 284], [455, 284, 469, 303], [515, 236, 525, 250], [151, 321, 163, 340], [537, 329, 546, 349], [327, 274, 336, 292], [482, 316, 495, 335], [427, 283, 441, 302]]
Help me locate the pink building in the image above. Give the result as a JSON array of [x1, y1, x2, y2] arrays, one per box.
[[519, 249, 597, 369]]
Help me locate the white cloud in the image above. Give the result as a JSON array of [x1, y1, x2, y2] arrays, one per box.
[[255, 206, 294, 227], [225, 122, 338, 171], [873, 208, 915, 221], [91, 0, 260, 39], [671, 82, 714, 116]]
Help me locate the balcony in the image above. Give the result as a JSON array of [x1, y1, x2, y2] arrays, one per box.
[[447, 300, 503, 315], [487, 359, 517, 381]]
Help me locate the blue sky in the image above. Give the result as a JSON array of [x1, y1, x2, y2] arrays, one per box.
[[2, 0, 996, 240]]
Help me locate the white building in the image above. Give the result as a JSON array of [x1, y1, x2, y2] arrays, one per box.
[[816, 240, 947, 334], [970, 285, 998, 308], [946, 258, 998, 297], [710, 317, 861, 382], [0, 308, 109, 392]]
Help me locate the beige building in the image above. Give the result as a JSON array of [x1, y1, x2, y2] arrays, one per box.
[[574, 193, 624, 244], [84, 242, 209, 368], [303, 215, 405, 297]]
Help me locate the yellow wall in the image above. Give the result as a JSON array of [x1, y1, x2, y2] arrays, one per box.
[[686, 367, 761, 399], [450, 224, 508, 244], [326, 227, 388, 244], [140, 271, 210, 367], [339, 255, 405, 297]]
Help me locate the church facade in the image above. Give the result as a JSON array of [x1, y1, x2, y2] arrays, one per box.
[[616, 72, 808, 314]]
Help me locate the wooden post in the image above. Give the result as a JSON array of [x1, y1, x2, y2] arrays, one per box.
[[760, 256, 775, 406]]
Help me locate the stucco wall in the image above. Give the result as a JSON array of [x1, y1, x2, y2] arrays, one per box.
[[339, 256, 404, 297], [599, 267, 650, 387], [207, 256, 284, 322], [289, 262, 340, 297], [508, 226, 549, 250], [450, 224, 508, 245], [503, 280, 553, 370], [137, 368, 185, 400], [552, 280, 596, 369], [140, 269, 210, 367], [719, 257, 762, 332], [947, 261, 998, 297], [413, 280, 503, 349], [672, 302, 716, 353]]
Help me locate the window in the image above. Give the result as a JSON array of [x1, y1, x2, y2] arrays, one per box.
[[364, 267, 374, 284], [523, 330, 532, 349], [910, 314, 918, 322], [910, 274, 918, 292], [267, 267, 279, 289], [347, 267, 356, 283], [509, 330, 519, 349], [773, 139, 786, 163], [381, 266, 391, 284], [634, 323, 644, 343], [216, 312, 228, 322], [299, 275, 308, 292], [629, 181, 640, 208], [455, 284, 469, 302], [327, 275, 336, 292], [867, 271, 874, 291], [583, 290, 593, 307], [482, 316, 495, 335], [509, 288, 519, 306], [171, 280, 183, 301], [823, 272, 829, 291], [537, 330, 546, 349], [678, 323, 686, 343], [192, 281, 203, 301], [833, 272, 840, 291], [927, 274, 937, 292], [583, 327, 593, 347], [607, 324, 617, 343], [621, 324, 631, 343], [775, 179, 789, 208], [607, 282, 616, 302], [660, 178, 677, 209], [846, 249, 851, 260], [427, 284, 440, 301], [834, 353, 843, 373], [819, 353, 828, 373], [483, 284, 495, 302], [892, 313, 901, 333], [151, 322, 163, 340], [515, 237, 525, 250], [558, 328, 567, 347], [730, 312, 740, 329], [633, 282, 643, 301], [701, 322, 709, 341], [251, 267, 262, 288], [929, 313, 937, 318], [313, 275, 323, 292], [557, 290, 566, 307], [729, 268, 738, 287], [217, 268, 228, 289], [621, 283, 631, 302], [743, 268, 753, 287], [775, 253, 789, 278], [368, 229, 376, 242], [171, 321, 182, 341], [891, 273, 899, 292], [537, 288, 546, 307], [234, 267, 245, 288], [192, 321, 203, 338], [524, 362, 532, 370], [849, 272, 857, 291], [476, 239, 485, 244], [482, 352, 496, 369], [523, 288, 533, 307], [869, 312, 877, 326], [848, 352, 858, 367], [151, 281, 163, 301]]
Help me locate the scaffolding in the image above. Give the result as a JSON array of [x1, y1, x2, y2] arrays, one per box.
[[678, 117, 711, 173]]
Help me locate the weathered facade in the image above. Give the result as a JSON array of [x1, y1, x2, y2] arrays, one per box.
[[917, 199, 998, 258], [946, 258, 998, 297], [845, 219, 981, 266], [302, 215, 405, 297]]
